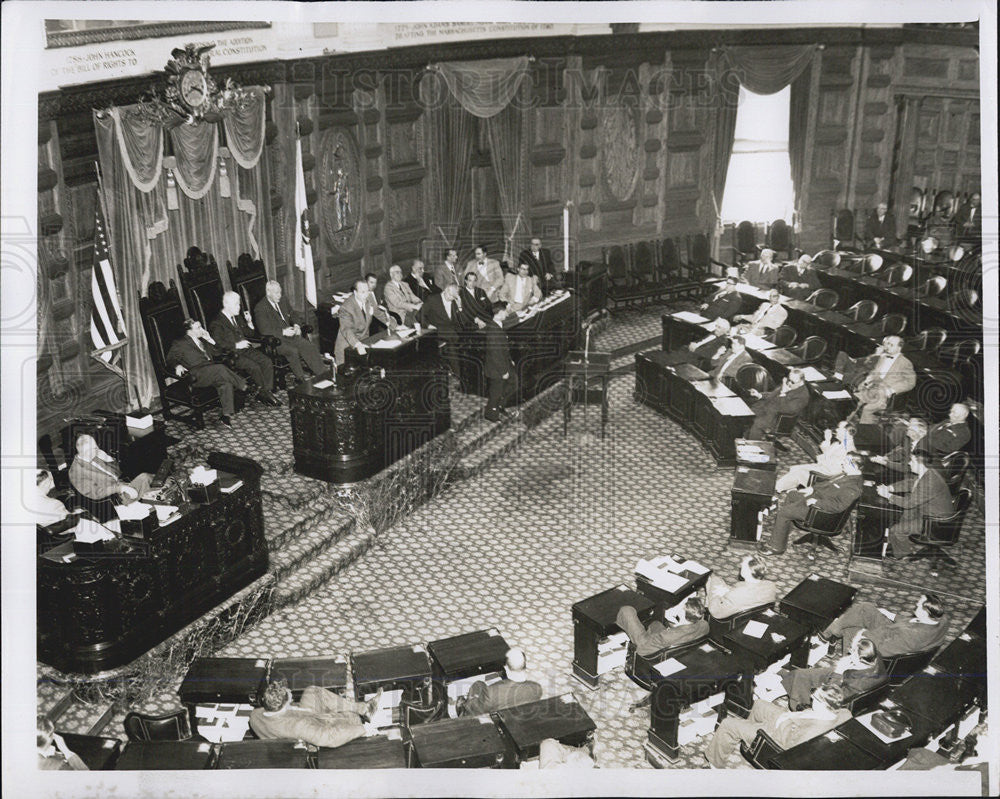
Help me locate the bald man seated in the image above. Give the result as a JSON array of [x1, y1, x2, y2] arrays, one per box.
[[456, 648, 543, 716], [68, 434, 153, 503], [882, 403, 971, 464], [617, 594, 710, 657], [836, 336, 916, 424]]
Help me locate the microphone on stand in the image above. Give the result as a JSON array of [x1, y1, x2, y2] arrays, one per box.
[[584, 326, 590, 364]]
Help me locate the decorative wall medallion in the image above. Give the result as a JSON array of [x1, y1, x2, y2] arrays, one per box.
[[599, 98, 641, 202], [319, 127, 363, 252]]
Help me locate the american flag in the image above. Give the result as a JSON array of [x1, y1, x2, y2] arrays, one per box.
[[89, 199, 128, 376]]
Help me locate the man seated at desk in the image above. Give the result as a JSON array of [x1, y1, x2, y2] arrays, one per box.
[[255, 280, 328, 384], [869, 417, 927, 477], [250, 679, 382, 749], [708, 335, 753, 384], [384, 264, 423, 325], [37, 717, 88, 771], [419, 284, 463, 378], [819, 594, 950, 659], [882, 402, 971, 465], [775, 421, 856, 493], [759, 453, 863, 556], [69, 433, 155, 504], [705, 555, 777, 620], [864, 202, 898, 250], [699, 278, 743, 321], [458, 270, 494, 330], [662, 319, 732, 368], [778, 254, 820, 301], [335, 278, 397, 365], [167, 319, 254, 428], [616, 594, 709, 658], [456, 647, 543, 716], [405, 258, 438, 301], [746, 368, 810, 440], [741, 248, 780, 290], [780, 635, 886, 712], [499, 261, 542, 312], [464, 245, 505, 303], [734, 289, 788, 336], [835, 335, 916, 424], [209, 291, 280, 407], [704, 684, 851, 768], [876, 451, 955, 559]]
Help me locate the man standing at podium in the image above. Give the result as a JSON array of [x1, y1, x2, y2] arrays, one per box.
[[335, 278, 396, 365]]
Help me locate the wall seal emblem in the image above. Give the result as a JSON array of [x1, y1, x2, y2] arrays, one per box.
[[319, 127, 363, 252], [599, 98, 641, 202]]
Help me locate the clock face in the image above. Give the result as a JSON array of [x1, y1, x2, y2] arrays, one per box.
[[179, 69, 208, 108]]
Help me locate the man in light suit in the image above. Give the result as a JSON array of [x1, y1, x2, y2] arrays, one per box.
[[405, 259, 438, 301], [864, 202, 897, 249], [708, 335, 753, 384], [209, 291, 279, 405], [334, 278, 395, 365], [254, 280, 327, 383], [434, 248, 463, 291], [741, 248, 780, 290], [734, 289, 788, 335], [518, 236, 556, 295], [878, 451, 955, 557], [819, 593, 950, 659], [464, 245, 505, 302], [499, 261, 542, 312], [705, 555, 778, 620], [761, 454, 863, 555], [457, 648, 543, 717], [837, 336, 916, 423], [746, 368, 810, 439], [69, 433, 154, 502], [383, 264, 423, 325], [616, 595, 710, 657]]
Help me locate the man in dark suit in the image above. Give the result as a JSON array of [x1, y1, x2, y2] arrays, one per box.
[[404, 258, 438, 301], [210, 291, 279, 405], [662, 319, 732, 367], [780, 636, 886, 712], [747, 368, 810, 439], [878, 451, 955, 557], [708, 335, 753, 384], [870, 416, 927, 477], [483, 308, 517, 422], [953, 192, 981, 244], [254, 280, 327, 383], [864, 202, 897, 249], [458, 270, 494, 330], [885, 402, 971, 462], [741, 249, 780, 290], [456, 648, 543, 716], [699, 278, 744, 321], [819, 593, 950, 659], [434, 248, 463, 291], [778, 254, 821, 300], [761, 454, 863, 555], [616, 595, 710, 658], [419, 284, 464, 377], [167, 319, 253, 427], [518, 236, 556, 295]]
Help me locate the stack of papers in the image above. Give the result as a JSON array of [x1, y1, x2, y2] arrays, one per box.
[[801, 366, 827, 382], [672, 310, 709, 324], [653, 658, 686, 677], [372, 338, 403, 349], [712, 396, 753, 416], [74, 517, 117, 543], [366, 688, 403, 729], [635, 556, 689, 592], [596, 631, 630, 674], [125, 413, 154, 430], [194, 703, 253, 743], [822, 389, 853, 400], [737, 442, 771, 463], [312, 379, 334, 389]]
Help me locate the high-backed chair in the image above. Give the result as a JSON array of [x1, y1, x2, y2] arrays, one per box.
[[914, 275, 948, 299], [862, 254, 884, 276], [177, 246, 224, 327], [883, 648, 939, 687], [686, 232, 729, 278], [736, 363, 773, 397], [833, 209, 856, 249], [766, 325, 798, 349], [735, 221, 759, 264], [766, 219, 794, 260], [658, 237, 682, 282], [786, 336, 827, 365], [878, 313, 908, 337], [790, 494, 858, 560], [630, 240, 663, 303], [226, 254, 294, 387], [708, 602, 776, 647], [805, 289, 839, 311], [123, 709, 194, 742], [845, 300, 879, 323], [940, 338, 981, 367], [138, 280, 225, 429], [845, 680, 893, 715], [766, 412, 801, 453], [624, 636, 710, 711], [604, 244, 640, 309], [907, 328, 948, 354], [906, 488, 973, 575], [881, 263, 913, 287], [811, 250, 841, 269], [940, 452, 971, 489]]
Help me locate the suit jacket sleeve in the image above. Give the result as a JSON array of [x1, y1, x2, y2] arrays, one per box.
[[814, 478, 861, 513], [249, 708, 365, 749], [841, 664, 888, 697], [885, 357, 916, 395]]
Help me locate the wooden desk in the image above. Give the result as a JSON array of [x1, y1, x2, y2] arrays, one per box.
[[852, 482, 902, 565], [766, 730, 884, 770], [37, 454, 268, 675], [834, 711, 934, 769], [730, 466, 775, 546], [493, 694, 596, 762], [428, 629, 510, 706], [563, 351, 611, 439], [571, 584, 656, 689], [351, 644, 433, 703], [315, 733, 407, 769], [114, 740, 217, 770], [214, 739, 311, 769], [634, 555, 711, 614], [779, 575, 857, 632], [56, 732, 122, 771], [406, 715, 509, 768], [268, 656, 349, 702], [721, 608, 811, 673], [889, 671, 981, 734]]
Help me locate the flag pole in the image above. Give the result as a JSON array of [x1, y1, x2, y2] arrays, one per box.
[[93, 160, 137, 413]]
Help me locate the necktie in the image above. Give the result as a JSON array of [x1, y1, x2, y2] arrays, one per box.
[[194, 337, 208, 358], [273, 301, 286, 323]]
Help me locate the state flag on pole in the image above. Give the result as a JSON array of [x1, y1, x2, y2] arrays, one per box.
[[89, 199, 128, 378], [295, 137, 317, 307]]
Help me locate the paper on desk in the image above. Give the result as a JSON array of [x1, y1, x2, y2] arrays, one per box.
[[654, 658, 686, 677], [822, 389, 853, 400], [672, 311, 709, 324], [152, 504, 179, 522], [801, 366, 827, 382], [743, 334, 775, 351], [396, 326, 414, 337], [680, 560, 709, 575], [711, 396, 753, 416], [877, 608, 897, 621], [649, 570, 688, 593], [857, 711, 912, 743], [115, 501, 153, 520], [74, 517, 117, 543], [372, 338, 403, 349], [742, 620, 769, 638], [312, 379, 334, 389]]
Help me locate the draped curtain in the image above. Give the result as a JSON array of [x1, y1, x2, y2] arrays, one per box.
[[422, 57, 530, 258], [422, 86, 476, 248], [788, 63, 814, 222], [92, 89, 274, 407]]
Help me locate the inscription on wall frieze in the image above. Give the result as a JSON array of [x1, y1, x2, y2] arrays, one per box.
[[904, 57, 949, 78]]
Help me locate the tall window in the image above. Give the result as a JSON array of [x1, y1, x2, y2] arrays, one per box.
[[720, 86, 795, 224]]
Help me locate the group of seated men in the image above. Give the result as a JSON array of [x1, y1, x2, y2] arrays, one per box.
[[612, 553, 955, 768]]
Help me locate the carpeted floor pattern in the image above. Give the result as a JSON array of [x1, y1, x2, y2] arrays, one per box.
[[38, 304, 987, 770]]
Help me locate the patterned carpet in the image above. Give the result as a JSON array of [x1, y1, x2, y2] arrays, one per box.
[[38, 304, 987, 771]]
